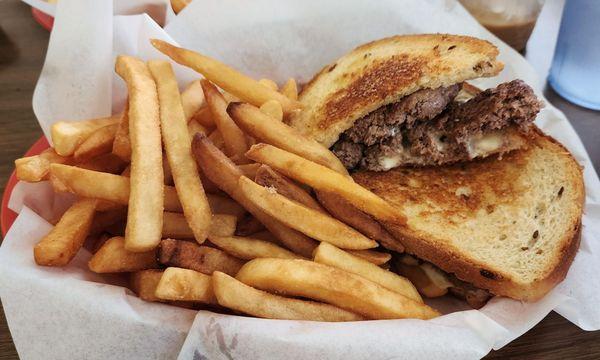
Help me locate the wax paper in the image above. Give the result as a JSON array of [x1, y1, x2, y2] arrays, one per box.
[[4, 0, 600, 359]]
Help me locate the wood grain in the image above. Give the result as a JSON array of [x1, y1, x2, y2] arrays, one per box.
[[0, 0, 599, 359]]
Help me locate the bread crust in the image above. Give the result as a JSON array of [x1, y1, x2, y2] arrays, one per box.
[[354, 129, 585, 301], [290, 34, 503, 147]]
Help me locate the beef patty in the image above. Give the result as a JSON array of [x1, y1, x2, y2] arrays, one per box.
[[332, 80, 542, 171]]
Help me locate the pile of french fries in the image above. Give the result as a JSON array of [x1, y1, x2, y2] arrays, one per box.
[[14, 39, 440, 321]]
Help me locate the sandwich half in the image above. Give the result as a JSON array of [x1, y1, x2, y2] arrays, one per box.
[[289, 34, 542, 171], [289, 34, 584, 303]]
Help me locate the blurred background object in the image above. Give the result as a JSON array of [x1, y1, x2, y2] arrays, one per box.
[[548, 0, 600, 110], [460, 0, 545, 52]]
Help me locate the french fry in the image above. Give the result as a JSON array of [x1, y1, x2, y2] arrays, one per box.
[[33, 198, 97, 266], [88, 236, 158, 273], [254, 165, 325, 212], [191, 133, 318, 258], [130, 269, 165, 302], [158, 238, 244, 276], [238, 163, 261, 179], [236, 259, 440, 320], [316, 191, 405, 253], [151, 39, 302, 114], [206, 194, 247, 219], [162, 212, 236, 238], [190, 106, 215, 129], [15, 148, 71, 182], [201, 80, 249, 161], [259, 100, 283, 122], [112, 108, 131, 161], [281, 78, 298, 100], [49, 164, 181, 212], [228, 103, 347, 174], [121, 165, 131, 177], [258, 78, 278, 91], [116, 56, 164, 252], [170, 0, 192, 14], [245, 144, 405, 224], [347, 249, 391, 266], [235, 214, 265, 236], [73, 123, 119, 162], [51, 115, 119, 156], [212, 272, 363, 321], [238, 176, 377, 250], [180, 79, 205, 121], [187, 118, 208, 139], [208, 129, 225, 151], [76, 153, 127, 174], [314, 243, 421, 302], [150, 60, 212, 244], [208, 235, 302, 260], [155, 267, 216, 303]]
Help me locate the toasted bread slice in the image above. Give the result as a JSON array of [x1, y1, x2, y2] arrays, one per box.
[[353, 129, 584, 301], [289, 34, 503, 147]]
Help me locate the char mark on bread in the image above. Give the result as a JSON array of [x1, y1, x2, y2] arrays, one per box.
[[333, 80, 542, 171]]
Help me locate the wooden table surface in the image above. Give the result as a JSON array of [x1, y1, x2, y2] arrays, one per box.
[[0, 0, 599, 359]]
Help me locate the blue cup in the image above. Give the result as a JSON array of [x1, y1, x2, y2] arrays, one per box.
[[548, 0, 600, 110]]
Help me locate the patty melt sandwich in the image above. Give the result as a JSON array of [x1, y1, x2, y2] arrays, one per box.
[[289, 34, 584, 306]]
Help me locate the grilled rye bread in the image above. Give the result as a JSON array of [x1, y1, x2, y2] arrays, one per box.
[[289, 34, 548, 172], [352, 129, 584, 301], [289, 34, 503, 148]]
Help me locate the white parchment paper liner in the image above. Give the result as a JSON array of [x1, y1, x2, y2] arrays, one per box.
[[3, 0, 600, 359]]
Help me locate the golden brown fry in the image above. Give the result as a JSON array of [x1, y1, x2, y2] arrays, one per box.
[[281, 78, 298, 101], [112, 107, 131, 161], [201, 80, 249, 161], [158, 238, 244, 276], [259, 100, 283, 122], [254, 165, 325, 212], [151, 39, 301, 114], [150, 60, 212, 244], [88, 236, 158, 273], [130, 269, 165, 302], [258, 78, 278, 91], [190, 106, 215, 129], [187, 118, 208, 139], [15, 148, 72, 182], [76, 153, 127, 174], [314, 243, 421, 302], [229, 103, 347, 174], [155, 267, 216, 303], [170, 0, 192, 14], [180, 79, 205, 121], [50, 164, 180, 211], [238, 163, 260, 179], [208, 235, 302, 260], [316, 191, 405, 253], [191, 134, 318, 258], [238, 176, 377, 250], [246, 144, 405, 224], [250, 230, 279, 243], [73, 123, 118, 162], [206, 194, 247, 219], [33, 198, 97, 266], [162, 212, 236, 238], [237, 259, 440, 320], [347, 249, 391, 266], [116, 56, 164, 252], [51, 115, 119, 156], [208, 129, 225, 151], [213, 271, 363, 321]]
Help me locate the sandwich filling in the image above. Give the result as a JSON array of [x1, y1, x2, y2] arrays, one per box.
[[332, 80, 542, 171]]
